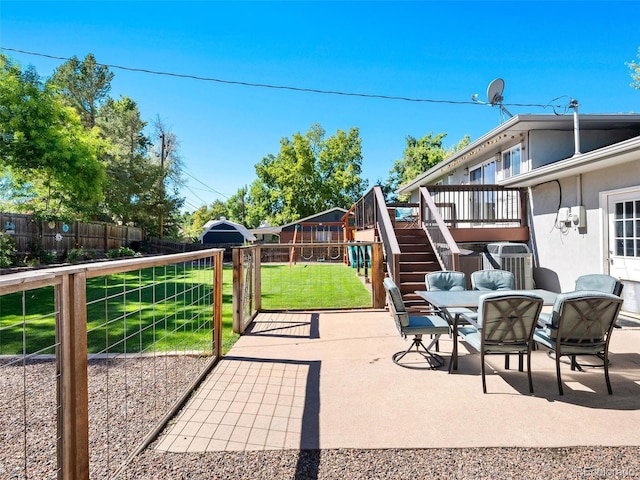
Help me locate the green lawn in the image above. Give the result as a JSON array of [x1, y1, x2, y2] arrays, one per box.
[[0, 263, 370, 356], [260, 263, 371, 310]]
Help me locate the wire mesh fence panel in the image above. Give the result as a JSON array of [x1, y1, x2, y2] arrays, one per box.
[[0, 283, 60, 480], [258, 245, 372, 311], [85, 257, 217, 479], [0, 250, 222, 480]]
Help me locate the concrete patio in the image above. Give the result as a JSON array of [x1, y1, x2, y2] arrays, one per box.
[[153, 310, 640, 453]]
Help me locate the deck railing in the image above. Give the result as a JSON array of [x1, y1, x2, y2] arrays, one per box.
[[0, 249, 223, 480], [419, 187, 461, 271], [424, 184, 527, 228], [351, 186, 402, 284]]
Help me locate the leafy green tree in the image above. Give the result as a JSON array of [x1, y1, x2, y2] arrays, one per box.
[[95, 96, 158, 224], [181, 200, 229, 240], [0, 55, 106, 219], [227, 187, 248, 225], [47, 53, 114, 128], [248, 124, 367, 227], [384, 132, 470, 201]]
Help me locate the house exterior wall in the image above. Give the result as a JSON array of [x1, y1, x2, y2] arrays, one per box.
[[530, 157, 640, 313], [529, 128, 640, 169]]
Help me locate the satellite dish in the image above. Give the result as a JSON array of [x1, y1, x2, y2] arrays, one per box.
[[487, 78, 505, 106]]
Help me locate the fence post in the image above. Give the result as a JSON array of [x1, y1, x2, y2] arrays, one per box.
[[371, 242, 385, 309], [254, 246, 262, 312], [232, 248, 243, 334], [213, 251, 223, 357], [57, 271, 90, 480]]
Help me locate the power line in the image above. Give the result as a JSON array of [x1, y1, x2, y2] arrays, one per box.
[[182, 168, 230, 199], [2, 46, 561, 109]]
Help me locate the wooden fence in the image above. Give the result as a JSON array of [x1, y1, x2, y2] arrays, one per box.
[[0, 213, 144, 256]]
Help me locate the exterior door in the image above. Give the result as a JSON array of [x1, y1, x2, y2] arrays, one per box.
[[607, 190, 640, 281]]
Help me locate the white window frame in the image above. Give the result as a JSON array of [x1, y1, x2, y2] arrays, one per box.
[[498, 144, 530, 180]]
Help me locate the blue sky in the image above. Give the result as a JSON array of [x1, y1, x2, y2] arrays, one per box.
[[1, 1, 639, 212]]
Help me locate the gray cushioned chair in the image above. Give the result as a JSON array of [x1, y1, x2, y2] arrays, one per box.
[[426, 270, 476, 352], [471, 270, 515, 291], [426, 271, 467, 291], [533, 291, 623, 395], [575, 274, 623, 296], [458, 292, 543, 393], [384, 278, 450, 369]]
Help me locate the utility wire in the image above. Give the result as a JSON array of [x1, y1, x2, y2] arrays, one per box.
[[2, 46, 563, 109], [182, 168, 230, 199]]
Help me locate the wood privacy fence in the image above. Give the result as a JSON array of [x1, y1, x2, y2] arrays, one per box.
[[0, 213, 144, 255]]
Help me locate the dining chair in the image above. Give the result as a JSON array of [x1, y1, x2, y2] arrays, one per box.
[[575, 274, 624, 296], [384, 277, 450, 369], [425, 271, 467, 291], [458, 292, 544, 393], [425, 271, 475, 350], [533, 291, 623, 395], [471, 269, 515, 291]]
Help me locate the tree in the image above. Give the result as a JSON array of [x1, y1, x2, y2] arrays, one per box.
[[181, 200, 229, 241], [0, 55, 106, 219], [248, 124, 367, 227], [226, 187, 247, 225], [47, 53, 114, 129], [95, 96, 157, 225], [384, 132, 470, 201], [148, 117, 185, 238]]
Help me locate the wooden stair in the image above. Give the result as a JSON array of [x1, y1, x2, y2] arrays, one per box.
[[393, 227, 440, 313]]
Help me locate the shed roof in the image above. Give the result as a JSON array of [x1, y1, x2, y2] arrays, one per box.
[[198, 218, 256, 242]]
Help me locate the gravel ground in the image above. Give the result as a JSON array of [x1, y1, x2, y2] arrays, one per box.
[[0, 355, 211, 480], [123, 445, 640, 479]]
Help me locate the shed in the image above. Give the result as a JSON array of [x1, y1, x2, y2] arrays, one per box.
[[198, 218, 256, 246]]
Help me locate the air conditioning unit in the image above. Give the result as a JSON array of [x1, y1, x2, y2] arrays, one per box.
[[482, 242, 534, 290]]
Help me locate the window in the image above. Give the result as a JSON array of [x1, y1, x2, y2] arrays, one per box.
[[469, 160, 496, 185], [499, 144, 528, 180], [615, 200, 640, 257]]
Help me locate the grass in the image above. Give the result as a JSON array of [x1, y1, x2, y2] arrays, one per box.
[[0, 262, 370, 356], [260, 263, 371, 310]]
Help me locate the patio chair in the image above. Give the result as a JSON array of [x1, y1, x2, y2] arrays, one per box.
[[575, 274, 624, 296], [425, 270, 476, 343], [539, 273, 624, 329], [471, 269, 515, 291], [425, 270, 467, 292], [458, 292, 543, 393], [533, 291, 623, 395], [384, 277, 450, 369]]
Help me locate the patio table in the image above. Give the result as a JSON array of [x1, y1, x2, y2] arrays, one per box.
[[415, 289, 558, 371]]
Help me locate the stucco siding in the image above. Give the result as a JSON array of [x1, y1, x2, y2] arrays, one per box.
[[530, 159, 640, 300]]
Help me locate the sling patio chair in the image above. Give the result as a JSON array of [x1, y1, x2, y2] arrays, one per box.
[[457, 291, 544, 393], [384, 277, 450, 370], [533, 291, 623, 395]]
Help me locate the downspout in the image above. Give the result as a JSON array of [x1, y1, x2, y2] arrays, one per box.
[[576, 174, 582, 206], [571, 99, 581, 156]]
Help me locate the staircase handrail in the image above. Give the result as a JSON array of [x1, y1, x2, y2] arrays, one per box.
[[352, 186, 401, 284], [372, 186, 402, 284], [419, 186, 460, 271]]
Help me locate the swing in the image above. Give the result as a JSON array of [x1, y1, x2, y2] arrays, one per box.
[[300, 225, 314, 261]]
